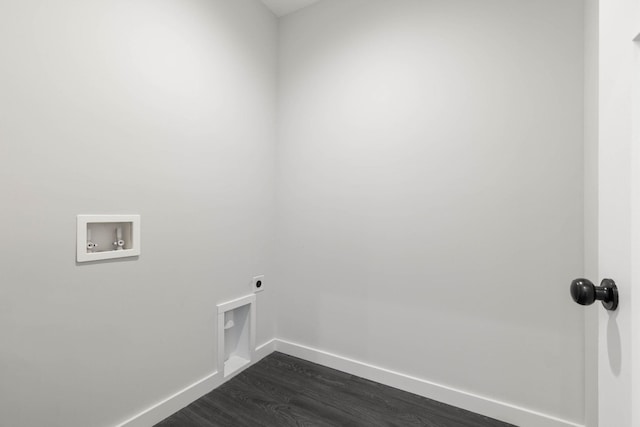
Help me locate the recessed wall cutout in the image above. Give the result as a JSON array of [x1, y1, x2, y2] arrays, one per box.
[[77, 215, 141, 262], [217, 294, 256, 378]]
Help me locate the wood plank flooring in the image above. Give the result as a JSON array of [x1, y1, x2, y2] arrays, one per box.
[[155, 352, 516, 427]]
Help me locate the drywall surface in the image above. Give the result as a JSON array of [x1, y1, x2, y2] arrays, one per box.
[[583, 0, 599, 425], [0, 1, 277, 426], [261, 0, 321, 17], [276, 0, 585, 424]]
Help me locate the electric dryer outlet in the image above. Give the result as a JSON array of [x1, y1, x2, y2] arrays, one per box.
[[252, 275, 265, 293]]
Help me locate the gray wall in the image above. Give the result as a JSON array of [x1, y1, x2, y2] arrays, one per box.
[[0, 0, 591, 425], [0, 1, 277, 426], [276, 0, 585, 423], [583, 0, 599, 424]]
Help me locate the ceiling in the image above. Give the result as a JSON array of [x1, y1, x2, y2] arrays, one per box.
[[260, 0, 321, 17]]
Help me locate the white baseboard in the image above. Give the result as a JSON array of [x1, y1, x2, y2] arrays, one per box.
[[116, 339, 277, 427], [114, 338, 581, 427], [115, 371, 222, 427], [255, 338, 277, 360], [274, 339, 583, 427]]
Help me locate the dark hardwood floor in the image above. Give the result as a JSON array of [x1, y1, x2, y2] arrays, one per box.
[[155, 352, 516, 427]]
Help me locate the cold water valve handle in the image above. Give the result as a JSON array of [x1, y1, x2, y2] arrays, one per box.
[[113, 227, 125, 251], [570, 278, 618, 311]]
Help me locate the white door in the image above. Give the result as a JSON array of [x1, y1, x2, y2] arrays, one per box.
[[597, 0, 639, 425]]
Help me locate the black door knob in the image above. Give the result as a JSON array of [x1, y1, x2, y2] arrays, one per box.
[[570, 278, 618, 311]]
